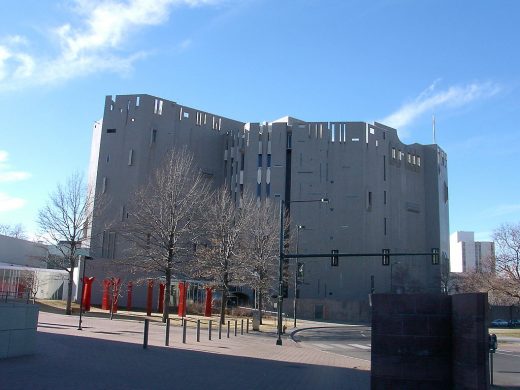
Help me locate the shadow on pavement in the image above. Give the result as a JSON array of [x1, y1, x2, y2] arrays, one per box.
[[2, 331, 370, 390]]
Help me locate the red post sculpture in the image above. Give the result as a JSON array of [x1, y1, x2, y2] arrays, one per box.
[[127, 282, 133, 311], [158, 283, 165, 314], [146, 279, 154, 316], [102, 279, 111, 310], [178, 282, 189, 318], [204, 287, 213, 317], [82, 277, 95, 311], [111, 278, 121, 313]]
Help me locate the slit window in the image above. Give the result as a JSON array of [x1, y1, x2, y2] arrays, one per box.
[[417, 156, 421, 167], [107, 128, 116, 134], [150, 129, 157, 145], [128, 149, 134, 166], [392, 148, 396, 159]]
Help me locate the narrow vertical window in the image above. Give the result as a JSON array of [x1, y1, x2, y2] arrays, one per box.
[[128, 149, 134, 166], [150, 129, 157, 145], [417, 156, 421, 167], [384, 218, 387, 235], [392, 148, 396, 159], [383, 156, 386, 181], [102, 177, 107, 193], [384, 190, 387, 205], [257, 154, 263, 167]]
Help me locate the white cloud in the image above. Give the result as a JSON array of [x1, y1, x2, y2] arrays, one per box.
[[0, 0, 224, 91], [0, 192, 26, 212], [0, 150, 31, 182], [379, 81, 501, 135]]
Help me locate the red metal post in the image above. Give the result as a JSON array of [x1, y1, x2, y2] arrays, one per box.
[[204, 287, 213, 317], [82, 277, 95, 311], [102, 279, 111, 310], [158, 283, 165, 314], [146, 279, 154, 316], [177, 282, 185, 317]]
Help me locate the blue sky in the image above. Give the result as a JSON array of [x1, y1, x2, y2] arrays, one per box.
[[0, 0, 519, 241]]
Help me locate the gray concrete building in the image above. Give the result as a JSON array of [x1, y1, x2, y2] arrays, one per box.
[[88, 94, 450, 321]]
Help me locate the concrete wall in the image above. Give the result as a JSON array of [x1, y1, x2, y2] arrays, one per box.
[[89, 94, 450, 313], [0, 302, 39, 358], [371, 293, 490, 389], [0, 234, 48, 268]]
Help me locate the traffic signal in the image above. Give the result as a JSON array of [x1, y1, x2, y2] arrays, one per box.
[[331, 250, 339, 266], [431, 248, 440, 265], [382, 249, 390, 266]]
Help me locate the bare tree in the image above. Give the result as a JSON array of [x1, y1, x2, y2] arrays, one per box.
[[37, 173, 95, 315], [0, 223, 27, 240], [19, 270, 40, 303], [461, 223, 520, 304], [492, 223, 520, 302], [195, 187, 253, 324], [120, 148, 210, 323], [243, 199, 280, 323]]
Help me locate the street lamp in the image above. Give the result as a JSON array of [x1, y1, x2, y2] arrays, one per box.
[[277, 198, 328, 346], [293, 225, 305, 328], [78, 255, 93, 331]]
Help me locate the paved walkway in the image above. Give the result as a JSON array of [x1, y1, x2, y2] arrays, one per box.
[[1, 311, 370, 389]]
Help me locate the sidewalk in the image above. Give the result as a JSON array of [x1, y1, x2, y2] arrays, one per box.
[[1, 311, 370, 390]]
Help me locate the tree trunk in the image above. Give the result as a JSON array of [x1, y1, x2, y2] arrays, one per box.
[[163, 268, 171, 323], [220, 287, 227, 324], [258, 292, 263, 325], [66, 269, 74, 315]]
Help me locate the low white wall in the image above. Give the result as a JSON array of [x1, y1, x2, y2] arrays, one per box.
[[0, 302, 39, 358]]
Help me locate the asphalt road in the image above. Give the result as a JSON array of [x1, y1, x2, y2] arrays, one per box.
[[293, 326, 372, 362], [294, 326, 520, 387]]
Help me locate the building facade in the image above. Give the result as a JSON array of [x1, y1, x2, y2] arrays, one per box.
[[89, 94, 450, 321], [450, 231, 495, 273]]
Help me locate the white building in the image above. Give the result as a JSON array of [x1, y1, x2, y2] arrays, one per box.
[[449, 231, 495, 272]]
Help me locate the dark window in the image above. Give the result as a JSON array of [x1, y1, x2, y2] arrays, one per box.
[[266, 183, 271, 197], [150, 129, 157, 144], [107, 128, 116, 133], [267, 154, 271, 167], [257, 154, 262, 167], [256, 183, 261, 198]]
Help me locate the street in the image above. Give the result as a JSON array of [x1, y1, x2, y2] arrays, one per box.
[[294, 326, 520, 387]]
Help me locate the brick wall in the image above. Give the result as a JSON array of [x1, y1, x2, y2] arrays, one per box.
[[371, 293, 489, 389]]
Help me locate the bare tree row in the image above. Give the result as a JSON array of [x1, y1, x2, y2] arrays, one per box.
[[35, 148, 282, 320]]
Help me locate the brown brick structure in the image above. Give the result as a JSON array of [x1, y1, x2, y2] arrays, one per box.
[[371, 293, 489, 389]]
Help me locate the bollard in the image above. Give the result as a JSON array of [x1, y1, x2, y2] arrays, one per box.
[[209, 319, 212, 340], [219, 319, 222, 339], [227, 320, 230, 338], [241, 319, 244, 335], [165, 317, 170, 346], [182, 319, 187, 344], [196, 320, 201, 342], [234, 320, 237, 336], [246, 318, 249, 333], [143, 319, 149, 349]]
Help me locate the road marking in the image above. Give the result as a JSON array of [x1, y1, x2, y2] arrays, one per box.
[[330, 343, 352, 349], [349, 344, 371, 350], [312, 343, 333, 349], [496, 351, 520, 358]]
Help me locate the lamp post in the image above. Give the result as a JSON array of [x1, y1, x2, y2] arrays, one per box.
[[78, 255, 93, 330], [293, 225, 305, 328], [276, 198, 328, 346]]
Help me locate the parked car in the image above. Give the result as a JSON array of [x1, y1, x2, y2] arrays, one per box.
[[491, 319, 509, 327], [508, 319, 520, 328]]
